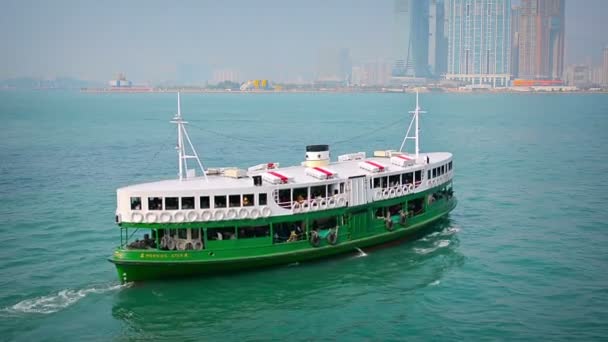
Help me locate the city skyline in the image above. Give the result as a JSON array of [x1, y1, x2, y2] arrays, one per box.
[[1, 0, 607, 84]]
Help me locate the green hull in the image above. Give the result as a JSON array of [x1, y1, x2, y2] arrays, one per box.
[[110, 187, 456, 282]]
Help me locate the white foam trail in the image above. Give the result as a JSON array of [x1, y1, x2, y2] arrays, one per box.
[[429, 280, 441, 286], [4, 283, 130, 315], [414, 240, 451, 255], [354, 247, 368, 257], [441, 227, 460, 236]]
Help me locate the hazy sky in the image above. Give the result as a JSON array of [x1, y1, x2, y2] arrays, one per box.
[[1, 0, 607, 83]]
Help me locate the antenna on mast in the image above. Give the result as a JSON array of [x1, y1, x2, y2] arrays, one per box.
[[171, 92, 208, 182], [399, 89, 426, 159]]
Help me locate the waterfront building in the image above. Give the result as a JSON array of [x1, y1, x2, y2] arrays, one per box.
[[564, 64, 591, 88], [603, 47, 608, 87], [213, 69, 240, 84], [393, 0, 430, 78], [316, 48, 351, 84], [351, 61, 392, 87], [517, 0, 565, 80], [445, 0, 512, 87]]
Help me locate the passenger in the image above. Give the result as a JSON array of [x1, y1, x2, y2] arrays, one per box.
[[216, 231, 223, 240], [143, 233, 155, 248], [426, 156, 430, 164], [243, 197, 251, 206], [287, 230, 298, 242], [135, 203, 141, 210], [296, 194, 305, 204]]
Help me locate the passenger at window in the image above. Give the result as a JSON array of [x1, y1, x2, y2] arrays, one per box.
[[426, 156, 430, 164], [296, 194, 305, 204], [216, 231, 223, 240], [243, 196, 251, 206], [287, 230, 298, 242]]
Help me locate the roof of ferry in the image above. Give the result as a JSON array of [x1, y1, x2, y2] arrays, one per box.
[[118, 152, 452, 193]]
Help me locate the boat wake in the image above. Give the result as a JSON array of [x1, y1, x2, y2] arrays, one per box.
[[354, 247, 368, 258], [3, 283, 131, 315], [414, 239, 451, 255]]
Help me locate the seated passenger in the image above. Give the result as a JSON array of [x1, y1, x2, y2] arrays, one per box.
[[287, 230, 298, 242], [243, 197, 251, 206], [216, 231, 223, 240], [143, 234, 155, 248], [296, 195, 305, 204]]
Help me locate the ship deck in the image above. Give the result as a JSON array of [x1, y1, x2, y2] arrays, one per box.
[[119, 152, 452, 192]]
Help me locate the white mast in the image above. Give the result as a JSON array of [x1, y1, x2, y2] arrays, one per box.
[[171, 92, 208, 181], [399, 89, 426, 159]]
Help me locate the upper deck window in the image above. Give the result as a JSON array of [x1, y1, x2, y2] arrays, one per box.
[[259, 193, 268, 206], [389, 175, 400, 187], [148, 197, 163, 210], [432, 168, 437, 178], [130, 197, 142, 210], [293, 188, 308, 203], [415, 170, 422, 182], [165, 197, 179, 210], [229, 195, 241, 208], [200, 196, 210, 209], [402, 173, 413, 184], [181, 197, 195, 210], [427, 170, 431, 179], [214, 195, 227, 208], [243, 194, 254, 206], [449, 161, 453, 171], [310, 185, 327, 199]]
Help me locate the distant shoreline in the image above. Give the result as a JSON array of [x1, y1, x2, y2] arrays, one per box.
[[78, 87, 608, 95]]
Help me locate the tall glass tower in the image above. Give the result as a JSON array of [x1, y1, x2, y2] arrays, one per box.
[[445, 0, 511, 87], [392, 0, 430, 78]]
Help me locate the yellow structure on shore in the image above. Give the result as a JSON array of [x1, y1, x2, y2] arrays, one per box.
[[240, 79, 273, 91]]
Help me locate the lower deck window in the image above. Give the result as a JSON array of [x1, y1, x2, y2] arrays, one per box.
[[312, 216, 338, 231], [238, 225, 270, 239], [207, 227, 235, 240], [273, 221, 305, 243], [408, 198, 425, 216]]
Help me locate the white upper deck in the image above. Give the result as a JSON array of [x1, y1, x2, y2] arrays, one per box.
[[119, 152, 451, 194]]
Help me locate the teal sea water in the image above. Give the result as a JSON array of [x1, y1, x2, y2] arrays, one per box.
[[0, 91, 607, 341]]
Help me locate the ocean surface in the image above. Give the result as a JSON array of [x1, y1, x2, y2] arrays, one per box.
[[0, 91, 607, 341]]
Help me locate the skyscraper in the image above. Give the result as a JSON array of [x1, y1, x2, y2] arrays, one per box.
[[517, 0, 565, 80], [445, 0, 512, 87], [393, 0, 430, 78], [428, 0, 448, 77], [511, 6, 521, 78]]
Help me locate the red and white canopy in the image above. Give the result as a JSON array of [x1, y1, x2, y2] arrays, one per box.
[[359, 160, 386, 173], [305, 166, 337, 180], [390, 154, 415, 167], [262, 171, 293, 184]]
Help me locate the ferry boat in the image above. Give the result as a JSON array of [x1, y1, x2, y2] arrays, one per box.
[[109, 92, 457, 282]]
